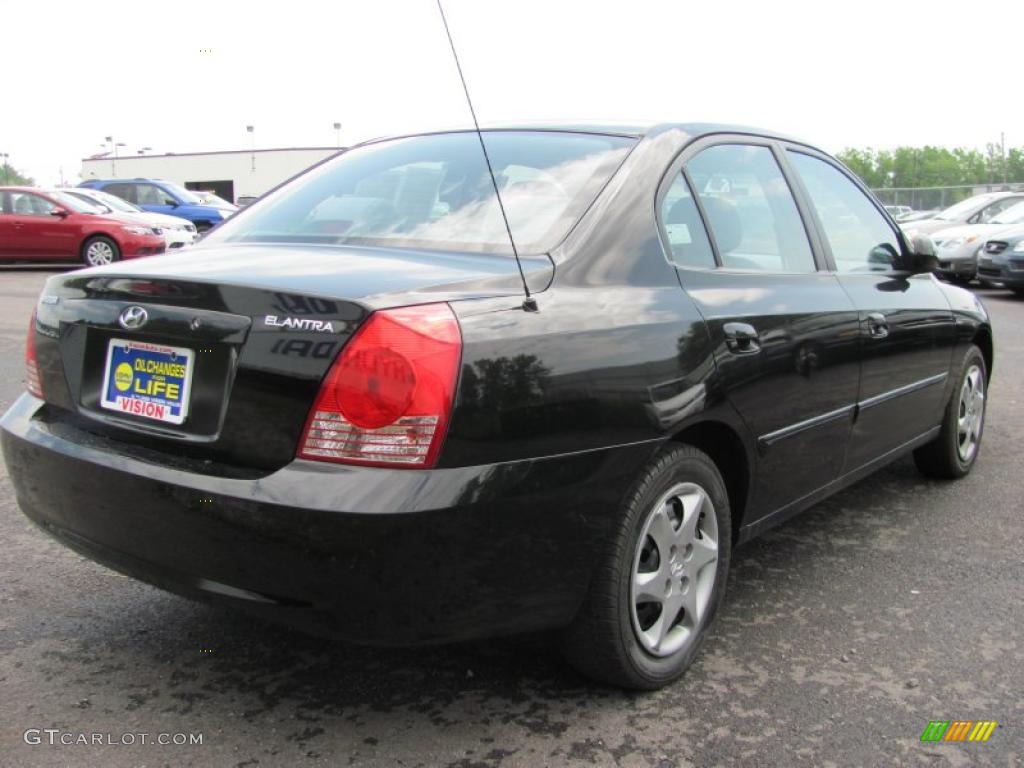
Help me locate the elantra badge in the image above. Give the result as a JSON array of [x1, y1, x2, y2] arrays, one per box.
[[118, 306, 149, 330], [264, 315, 336, 333]]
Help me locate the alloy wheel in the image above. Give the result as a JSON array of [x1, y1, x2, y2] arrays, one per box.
[[85, 240, 115, 266], [631, 482, 719, 658], [957, 364, 985, 463]]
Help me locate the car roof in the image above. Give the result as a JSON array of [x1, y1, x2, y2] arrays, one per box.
[[357, 122, 809, 147], [84, 178, 166, 183]]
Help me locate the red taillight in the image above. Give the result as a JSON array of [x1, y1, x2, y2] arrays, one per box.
[[25, 312, 44, 398], [298, 303, 461, 468]]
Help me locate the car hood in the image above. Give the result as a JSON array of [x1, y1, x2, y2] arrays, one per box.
[[191, 198, 237, 212], [79, 211, 155, 229], [986, 224, 1024, 243], [140, 212, 194, 228], [77, 242, 554, 307], [902, 218, 959, 235], [933, 222, 1021, 243], [84, 211, 150, 226]]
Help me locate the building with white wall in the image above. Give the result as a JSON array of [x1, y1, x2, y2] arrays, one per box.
[[80, 147, 342, 204]]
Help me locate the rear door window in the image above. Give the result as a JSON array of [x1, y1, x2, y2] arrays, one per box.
[[685, 144, 816, 272], [105, 183, 137, 204]]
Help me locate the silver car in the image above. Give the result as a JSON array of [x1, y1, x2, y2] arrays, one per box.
[[930, 201, 1024, 283], [906, 191, 1024, 235]]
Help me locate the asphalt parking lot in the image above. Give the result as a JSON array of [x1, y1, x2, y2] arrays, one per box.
[[0, 268, 1021, 767]]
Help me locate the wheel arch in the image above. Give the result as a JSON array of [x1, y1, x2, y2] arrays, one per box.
[[668, 419, 752, 543], [80, 231, 121, 254], [973, 324, 993, 380]]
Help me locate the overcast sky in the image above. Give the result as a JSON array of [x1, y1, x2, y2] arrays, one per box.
[[3, 0, 1021, 186]]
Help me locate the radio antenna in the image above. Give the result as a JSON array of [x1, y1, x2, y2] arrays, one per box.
[[435, 0, 537, 311]]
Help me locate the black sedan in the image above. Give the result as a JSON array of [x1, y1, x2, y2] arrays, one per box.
[[1, 124, 992, 690]]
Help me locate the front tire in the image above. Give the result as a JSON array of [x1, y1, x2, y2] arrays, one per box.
[[82, 236, 120, 267], [913, 344, 987, 479], [560, 445, 731, 689]]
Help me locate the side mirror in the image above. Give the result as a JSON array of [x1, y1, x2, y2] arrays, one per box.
[[164, 199, 179, 207], [50, 209, 70, 218], [903, 233, 938, 274]]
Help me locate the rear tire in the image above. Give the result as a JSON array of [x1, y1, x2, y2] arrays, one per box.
[[913, 344, 986, 479], [560, 445, 731, 690], [82, 235, 120, 267]]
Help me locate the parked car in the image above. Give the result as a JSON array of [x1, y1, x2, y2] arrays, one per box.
[[78, 178, 237, 232], [897, 209, 940, 223], [2, 125, 992, 690], [61, 187, 197, 250], [929, 201, 1024, 283], [884, 204, 912, 219], [905, 191, 1024, 235], [977, 225, 1024, 294], [0, 186, 166, 265]]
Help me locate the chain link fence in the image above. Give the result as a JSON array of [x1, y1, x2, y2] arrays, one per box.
[[870, 182, 1024, 212]]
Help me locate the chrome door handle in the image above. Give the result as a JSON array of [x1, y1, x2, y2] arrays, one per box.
[[724, 322, 761, 354], [866, 312, 889, 339]]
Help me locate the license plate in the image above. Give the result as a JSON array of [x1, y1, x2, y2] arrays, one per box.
[[100, 338, 194, 424]]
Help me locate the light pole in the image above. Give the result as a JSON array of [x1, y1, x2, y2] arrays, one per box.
[[247, 125, 255, 172], [333, 122, 341, 148], [1001, 132, 1007, 185], [104, 136, 126, 176]]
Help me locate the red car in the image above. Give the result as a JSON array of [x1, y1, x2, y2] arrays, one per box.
[[0, 187, 166, 266]]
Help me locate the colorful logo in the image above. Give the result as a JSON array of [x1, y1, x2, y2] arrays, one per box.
[[114, 362, 134, 391], [920, 721, 997, 742]]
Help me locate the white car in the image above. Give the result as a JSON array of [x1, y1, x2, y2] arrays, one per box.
[[62, 188, 198, 249], [929, 200, 1024, 283], [906, 191, 1024, 235]]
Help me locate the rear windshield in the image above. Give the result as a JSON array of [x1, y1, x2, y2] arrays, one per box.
[[202, 131, 635, 255]]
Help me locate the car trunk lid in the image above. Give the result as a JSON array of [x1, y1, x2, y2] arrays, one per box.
[[32, 243, 551, 471]]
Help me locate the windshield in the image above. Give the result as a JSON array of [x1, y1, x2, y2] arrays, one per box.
[[935, 195, 996, 221], [82, 189, 140, 213], [990, 201, 1024, 225], [202, 130, 635, 254], [52, 191, 106, 214], [161, 182, 202, 204]]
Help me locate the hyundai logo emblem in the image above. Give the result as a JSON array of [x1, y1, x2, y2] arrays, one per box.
[[118, 306, 149, 330]]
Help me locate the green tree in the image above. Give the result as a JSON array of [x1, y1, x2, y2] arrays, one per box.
[[836, 144, 1023, 189], [1, 163, 34, 186]]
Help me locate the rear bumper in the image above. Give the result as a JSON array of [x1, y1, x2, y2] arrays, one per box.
[[1, 394, 654, 645]]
